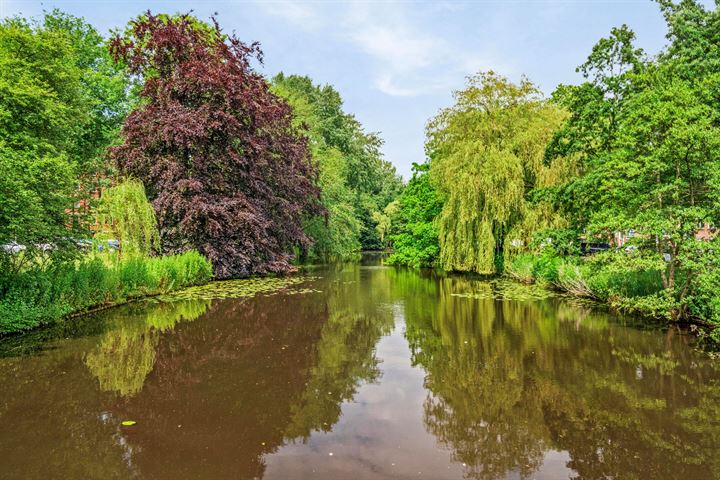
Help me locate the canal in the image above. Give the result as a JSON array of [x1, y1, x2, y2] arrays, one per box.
[[1, 255, 719, 479]]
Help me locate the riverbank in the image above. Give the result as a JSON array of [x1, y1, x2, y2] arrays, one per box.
[[504, 252, 717, 342], [0, 251, 213, 336]]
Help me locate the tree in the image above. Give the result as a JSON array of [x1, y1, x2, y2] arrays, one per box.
[[0, 10, 130, 272], [546, 4, 720, 321], [582, 68, 720, 319], [271, 74, 362, 261], [109, 14, 323, 278], [427, 72, 567, 274], [94, 179, 159, 259], [387, 162, 443, 268], [271, 73, 402, 258]]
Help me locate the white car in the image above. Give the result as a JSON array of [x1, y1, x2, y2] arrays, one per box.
[[2, 242, 26, 254]]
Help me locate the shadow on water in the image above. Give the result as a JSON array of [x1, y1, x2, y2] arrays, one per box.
[[1, 255, 719, 479]]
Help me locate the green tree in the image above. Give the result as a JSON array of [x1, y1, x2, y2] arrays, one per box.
[[0, 10, 129, 270], [271, 73, 403, 258], [387, 162, 443, 268], [546, 4, 720, 322], [427, 72, 567, 274], [94, 179, 160, 260]]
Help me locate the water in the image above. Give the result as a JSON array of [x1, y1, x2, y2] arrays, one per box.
[[2, 255, 720, 479]]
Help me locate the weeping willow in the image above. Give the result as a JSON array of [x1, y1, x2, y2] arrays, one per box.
[[95, 178, 159, 259], [427, 71, 568, 274]]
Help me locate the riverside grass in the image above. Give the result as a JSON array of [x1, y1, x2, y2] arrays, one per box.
[[503, 253, 680, 321], [0, 251, 212, 335]]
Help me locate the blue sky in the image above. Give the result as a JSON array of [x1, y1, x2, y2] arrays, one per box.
[[2, 0, 711, 178]]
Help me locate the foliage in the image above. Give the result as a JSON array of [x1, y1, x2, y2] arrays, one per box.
[[545, 1, 720, 322], [0, 250, 212, 335], [109, 14, 323, 278], [94, 179, 159, 259], [0, 10, 130, 268], [387, 162, 443, 268], [504, 253, 536, 284], [504, 250, 674, 318], [271, 73, 402, 258], [427, 71, 568, 274]]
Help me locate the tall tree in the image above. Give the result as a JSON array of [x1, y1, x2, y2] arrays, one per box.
[[0, 10, 129, 271], [110, 14, 323, 278], [427, 72, 567, 274], [546, 2, 720, 321], [271, 73, 402, 257]]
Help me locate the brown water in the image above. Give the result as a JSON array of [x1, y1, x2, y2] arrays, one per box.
[[2, 255, 720, 480]]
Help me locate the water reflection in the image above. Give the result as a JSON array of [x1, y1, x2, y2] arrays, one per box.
[[0, 260, 719, 479], [390, 267, 720, 479], [85, 301, 210, 396]]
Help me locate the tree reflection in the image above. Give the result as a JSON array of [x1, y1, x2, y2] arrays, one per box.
[[3, 262, 720, 479], [397, 271, 720, 479], [284, 271, 395, 439], [97, 272, 395, 479], [84, 300, 210, 396], [284, 309, 387, 439]]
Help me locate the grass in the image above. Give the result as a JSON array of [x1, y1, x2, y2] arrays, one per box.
[[504, 252, 668, 318], [0, 250, 213, 335]]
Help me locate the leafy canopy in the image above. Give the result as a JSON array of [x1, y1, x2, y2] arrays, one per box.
[[0, 10, 129, 270], [110, 14, 323, 278], [427, 72, 567, 274]]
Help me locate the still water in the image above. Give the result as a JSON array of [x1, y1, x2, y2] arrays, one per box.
[[2, 255, 720, 479]]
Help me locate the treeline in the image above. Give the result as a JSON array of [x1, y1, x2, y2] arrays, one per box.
[[0, 11, 400, 333], [388, 0, 720, 337]]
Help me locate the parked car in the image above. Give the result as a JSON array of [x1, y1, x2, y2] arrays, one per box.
[[1, 241, 26, 254]]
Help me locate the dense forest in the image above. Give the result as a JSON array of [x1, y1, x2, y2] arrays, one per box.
[[2, 1, 720, 341]]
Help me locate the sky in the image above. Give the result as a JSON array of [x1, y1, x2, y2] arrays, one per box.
[[1, 0, 713, 179]]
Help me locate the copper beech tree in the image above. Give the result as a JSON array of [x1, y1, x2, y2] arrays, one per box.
[[109, 13, 323, 278]]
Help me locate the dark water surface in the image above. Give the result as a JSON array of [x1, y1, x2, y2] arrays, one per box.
[[2, 255, 720, 479]]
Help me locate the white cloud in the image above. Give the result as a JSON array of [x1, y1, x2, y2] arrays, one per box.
[[257, 0, 514, 97], [254, 1, 321, 30], [349, 24, 440, 73]]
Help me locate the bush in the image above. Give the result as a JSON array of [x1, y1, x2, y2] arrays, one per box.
[[503, 251, 670, 319], [555, 261, 595, 298], [504, 253, 536, 283], [0, 251, 213, 335], [532, 253, 563, 284]]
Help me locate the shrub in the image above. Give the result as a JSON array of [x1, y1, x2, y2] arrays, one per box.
[[532, 253, 563, 284], [555, 261, 595, 298], [504, 253, 536, 283]]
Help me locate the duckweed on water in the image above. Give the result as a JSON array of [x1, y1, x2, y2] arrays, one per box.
[[156, 276, 316, 302]]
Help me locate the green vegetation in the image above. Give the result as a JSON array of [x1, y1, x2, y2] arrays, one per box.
[[426, 72, 568, 274], [0, 251, 212, 335], [386, 162, 442, 268], [0, 11, 400, 335], [386, 1, 720, 339], [3, 2, 720, 341], [272, 74, 403, 260], [0, 9, 130, 270], [94, 179, 159, 259]]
